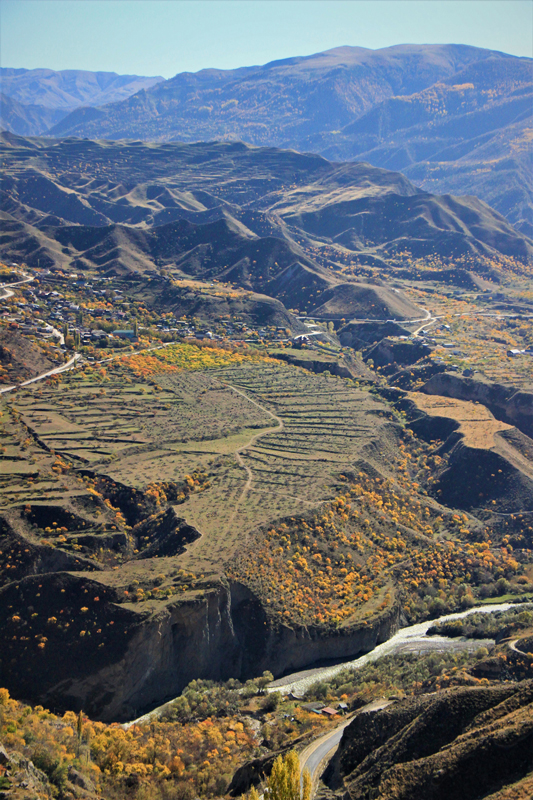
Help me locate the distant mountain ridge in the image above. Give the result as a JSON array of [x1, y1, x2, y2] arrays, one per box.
[[0, 92, 66, 137], [311, 55, 533, 236], [0, 67, 164, 136], [2, 46, 531, 234], [39, 44, 533, 236], [49, 44, 515, 140], [0, 67, 165, 109]]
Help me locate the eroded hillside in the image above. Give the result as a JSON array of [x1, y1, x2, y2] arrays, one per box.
[[2, 136, 531, 305], [0, 332, 531, 722], [323, 681, 533, 800], [0, 132, 532, 780]]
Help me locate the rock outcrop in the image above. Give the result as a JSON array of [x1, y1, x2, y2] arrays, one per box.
[[322, 681, 533, 800], [1, 573, 400, 721]]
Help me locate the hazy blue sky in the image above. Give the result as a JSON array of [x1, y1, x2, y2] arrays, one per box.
[[2, 0, 532, 78]]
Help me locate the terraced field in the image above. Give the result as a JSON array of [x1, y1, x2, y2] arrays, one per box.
[[0, 405, 80, 507], [176, 363, 398, 570], [4, 359, 398, 573], [1, 340, 531, 727], [12, 370, 272, 466]]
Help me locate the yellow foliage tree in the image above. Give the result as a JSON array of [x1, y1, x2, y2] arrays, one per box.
[[265, 751, 311, 800]]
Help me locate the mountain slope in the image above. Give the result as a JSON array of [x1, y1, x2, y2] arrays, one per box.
[[324, 681, 533, 800], [0, 67, 165, 110], [43, 44, 532, 233], [1, 133, 531, 319], [313, 57, 533, 235], [0, 92, 68, 136], [49, 44, 512, 143]]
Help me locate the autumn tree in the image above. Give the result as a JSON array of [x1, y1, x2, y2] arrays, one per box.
[[267, 751, 311, 800], [77, 709, 83, 756]]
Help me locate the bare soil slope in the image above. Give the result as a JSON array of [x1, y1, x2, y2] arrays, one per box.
[[323, 681, 533, 800], [1, 134, 531, 322], [0, 328, 56, 385]]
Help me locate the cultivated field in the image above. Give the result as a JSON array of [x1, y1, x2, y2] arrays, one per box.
[[4, 351, 399, 577], [2, 338, 531, 631], [408, 393, 512, 449]]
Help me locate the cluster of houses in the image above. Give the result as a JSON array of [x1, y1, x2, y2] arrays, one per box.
[[287, 693, 349, 716], [2, 265, 295, 352]]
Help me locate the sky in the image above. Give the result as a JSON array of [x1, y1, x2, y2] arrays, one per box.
[[1, 0, 532, 78]]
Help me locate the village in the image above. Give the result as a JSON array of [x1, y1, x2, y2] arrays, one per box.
[[2, 259, 533, 395], [0, 263, 296, 380]]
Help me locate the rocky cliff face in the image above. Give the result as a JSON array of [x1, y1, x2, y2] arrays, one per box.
[[36, 581, 400, 722], [401, 384, 533, 516], [41, 581, 241, 721], [433, 433, 533, 514], [231, 582, 401, 680], [364, 338, 431, 368]]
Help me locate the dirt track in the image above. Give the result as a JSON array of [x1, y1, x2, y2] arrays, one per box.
[[217, 381, 284, 535]]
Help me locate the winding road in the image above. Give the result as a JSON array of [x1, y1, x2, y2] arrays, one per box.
[[0, 273, 34, 297], [299, 698, 392, 792], [507, 637, 531, 656], [301, 300, 533, 340], [294, 603, 532, 794], [0, 272, 84, 394]]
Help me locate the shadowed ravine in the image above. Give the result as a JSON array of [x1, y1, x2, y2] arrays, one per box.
[[124, 601, 527, 726]]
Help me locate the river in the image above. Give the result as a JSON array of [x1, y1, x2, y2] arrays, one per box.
[[268, 602, 531, 695], [125, 601, 529, 726]]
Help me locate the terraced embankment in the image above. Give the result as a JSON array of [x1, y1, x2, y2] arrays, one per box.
[[1, 354, 531, 721]]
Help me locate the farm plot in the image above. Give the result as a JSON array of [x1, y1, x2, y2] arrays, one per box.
[[218, 362, 397, 494], [174, 363, 401, 571], [408, 393, 512, 448], [0, 406, 76, 508], [7, 357, 401, 574], [13, 381, 153, 463], [13, 370, 274, 470]]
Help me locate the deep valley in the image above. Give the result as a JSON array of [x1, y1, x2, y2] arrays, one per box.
[[0, 102, 532, 800]]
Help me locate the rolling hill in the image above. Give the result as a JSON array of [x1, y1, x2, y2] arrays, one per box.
[[2, 133, 532, 311], [1, 133, 531, 321], [41, 44, 533, 234]]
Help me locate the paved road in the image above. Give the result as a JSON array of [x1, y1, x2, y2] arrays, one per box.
[[508, 637, 530, 656], [299, 698, 392, 794], [0, 352, 81, 395], [300, 725, 347, 784], [19, 353, 81, 386], [0, 273, 80, 394], [0, 274, 34, 299]]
